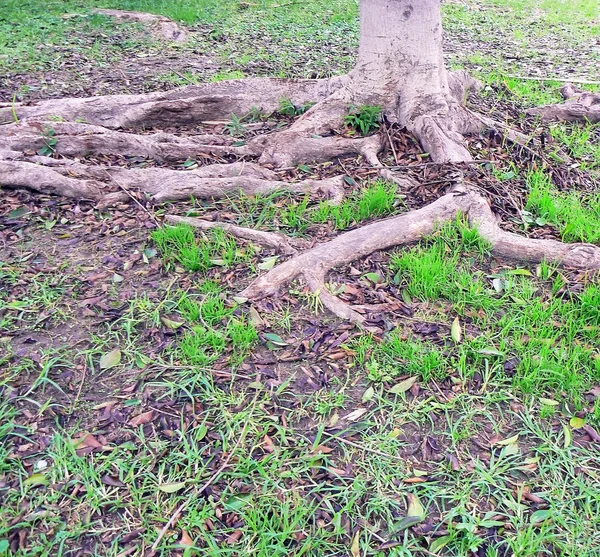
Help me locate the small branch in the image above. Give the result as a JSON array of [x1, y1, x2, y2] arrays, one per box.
[[164, 214, 300, 255]]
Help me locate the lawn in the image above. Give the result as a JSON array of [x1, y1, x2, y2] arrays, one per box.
[[1, 1, 600, 556]]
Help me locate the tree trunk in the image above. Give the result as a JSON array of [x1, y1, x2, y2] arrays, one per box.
[[354, 0, 449, 120], [349, 0, 479, 161]]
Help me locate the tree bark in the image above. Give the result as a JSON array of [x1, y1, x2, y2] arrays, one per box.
[[350, 0, 478, 161], [354, 0, 449, 117]]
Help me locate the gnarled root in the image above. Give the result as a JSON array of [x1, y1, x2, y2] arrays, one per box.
[[242, 185, 600, 323], [0, 159, 345, 208], [1, 77, 346, 129], [0, 160, 103, 200], [0, 122, 255, 162], [256, 132, 384, 168], [256, 92, 385, 167], [527, 84, 600, 123]]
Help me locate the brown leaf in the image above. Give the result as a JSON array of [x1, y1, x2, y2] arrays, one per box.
[[76, 433, 103, 450], [327, 467, 348, 477], [226, 529, 243, 545], [119, 529, 144, 545], [128, 410, 154, 427], [583, 425, 600, 443], [313, 445, 335, 454], [263, 435, 275, 453], [522, 487, 545, 505], [447, 453, 461, 471], [351, 530, 361, 557], [179, 530, 194, 547], [102, 475, 125, 487]]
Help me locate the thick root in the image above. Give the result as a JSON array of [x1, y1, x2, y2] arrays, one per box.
[[242, 186, 600, 323], [164, 215, 302, 256], [0, 160, 104, 200], [447, 70, 483, 104], [0, 121, 254, 162], [255, 93, 384, 168], [94, 9, 189, 42], [1, 77, 346, 129], [410, 112, 474, 163], [0, 159, 345, 208], [527, 84, 600, 123], [105, 164, 346, 204], [257, 133, 383, 168]]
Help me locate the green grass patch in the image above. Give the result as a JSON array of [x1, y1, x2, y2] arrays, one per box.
[[348, 219, 600, 405], [312, 179, 403, 230], [526, 170, 600, 243], [390, 217, 492, 304], [152, 224, 256, 272], [551, 122, 600, 170]]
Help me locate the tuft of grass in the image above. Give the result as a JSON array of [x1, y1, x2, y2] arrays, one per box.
[[551, 122, 600, 170], [209, 69, 246, 82], [152, 224, 255, 272], [525, 170, 600, 243], [279, 97, 315, 117], [312, 179, 402, 230], [390, 217, 492, 304], [482, 72, 565, 106]]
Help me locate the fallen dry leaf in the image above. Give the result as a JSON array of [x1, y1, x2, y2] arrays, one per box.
[[226, 529, 243, 545], [128, 410, 154, 427], [179, 530, 194, 547]]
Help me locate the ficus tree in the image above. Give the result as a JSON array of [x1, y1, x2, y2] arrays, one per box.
[[1, 0, 599, 322]]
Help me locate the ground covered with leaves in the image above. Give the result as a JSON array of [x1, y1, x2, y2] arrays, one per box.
[[1, 1, 600, 556]]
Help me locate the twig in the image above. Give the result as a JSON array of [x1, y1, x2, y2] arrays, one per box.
[[102, 169, 159, 225], [384, 123, 399, 166], [378, 159, 500, 170], [168, 68, 195, 84], [164, 214, 299, 255], [322, 431, 406, 462], [150, 396, 258, 552], [11, 93, 19, 124]]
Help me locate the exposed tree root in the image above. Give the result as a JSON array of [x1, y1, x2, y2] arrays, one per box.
[[242, 186, 600, 323], [1, 77, 346, 129], [107, 167, 346, 205], [94, 9, 189, 42], [527, 84, 600, 123], [0, 160, 103, 200], [0, 121, 255, 162], [164, 215, 303, 256], [0, 159, 345, 207], [257, 132, 384, 168]]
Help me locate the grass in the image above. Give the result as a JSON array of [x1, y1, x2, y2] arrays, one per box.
[[3, 0, 599, 88], [344, 104, 383, 136], [312, 179, 404, 230], [526, 169, 600, 243], [2, 219, 600, 554], [3, 0, 600, 555], [152, 224, 257, 272], [343, 220, 600, 406]]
